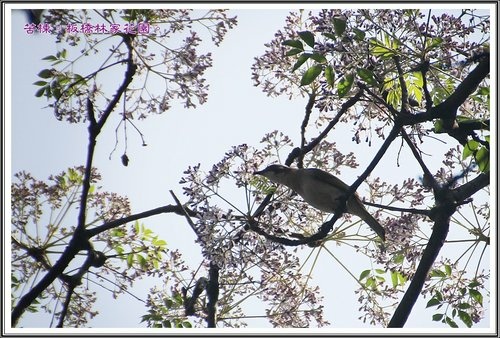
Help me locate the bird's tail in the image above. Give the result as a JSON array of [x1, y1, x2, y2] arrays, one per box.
[[361, 211, 386, 241], [349, 200, 385, 241]]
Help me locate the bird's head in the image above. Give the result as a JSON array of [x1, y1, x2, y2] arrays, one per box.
[[254, 164, 293, 185]]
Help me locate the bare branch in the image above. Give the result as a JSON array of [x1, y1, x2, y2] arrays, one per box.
[[86, 203, 197, 238], [298, 92, 317, 168]]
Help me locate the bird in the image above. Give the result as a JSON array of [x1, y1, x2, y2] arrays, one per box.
[[254, 164, 385, 241]]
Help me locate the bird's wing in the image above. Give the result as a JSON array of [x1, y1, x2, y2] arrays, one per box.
[[303, 168, 351, 191]]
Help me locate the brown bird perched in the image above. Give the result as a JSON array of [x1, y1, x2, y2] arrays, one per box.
[[255, 164, 385, 241]]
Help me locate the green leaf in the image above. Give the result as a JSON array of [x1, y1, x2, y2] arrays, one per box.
[[398, 272, 407, 285], [282, 39, 304, 50], [365, 277, 375, 288], [356, 68, 378, 86], [250, 176, 277, 194], [332, 17, 346, 36], [468, 280, 481, 288], [164, 298, 173, 308], [292, 53, 311, 72], [435, 290, 443, 302], [445, 316, 459, 328], [359, 269, 370, 281], [430, 269, 446, 278], [35, 87, 46, 97], [285, 48, 303, 57], [112, 228, 126, 238], [426, 297, 440, 308], [444, 264, 452, 276], [457, 303, 471, 309], [300, 65, 323, 86], [310, 53, 327, 63], [137, 254, 147, 268], [298, 31, 315, 48], [391, 271, 398, 288], [353, 28, 366, 41], [463, 140, 479, 159], [477, 86, 489, 96], [469, 289, 483, 305], [393, 253, 404, 264], [432, 313, 444, 321], [337, 73, 354, 98], [127, 253, 134, 268], [173, 292, 184, 305], [33, 80, 48, 86], [37, 69, 53, 79], [434, 119, 445, 133], [115, 245, 124, 255], [475, 147, 489, 172], [52, 87, 61, 100], [67, 167, 79, 182], [153, 238, 167, 247], [370, 38, 396, 59], [325, 65, 335, 87], [458, 310, 472, 328], [323, 32, 336, 40], [42, 55, 57, 61], [425, 37, 443, 51]]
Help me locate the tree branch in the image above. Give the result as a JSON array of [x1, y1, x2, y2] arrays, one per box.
[[400, 129, 440, 192], [253, 112, 403, 246], [11, 37, 138, 326], [388, 135, 489, 327], [388, 200, 452, 327], [399, 55, 490, 126], [56, 253, 94, 327], [206, 262, 220, 328], [298, 92, 317, 168], [251, 91, 365, 226], [86, 204, 195, 238], [363, 201, 430, 216], [393, 55, 410, 113], [452, 172, 489, 202], [300, 88, 365, 158]]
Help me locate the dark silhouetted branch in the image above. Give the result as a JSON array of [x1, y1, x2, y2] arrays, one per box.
[[206, 262, 220, 328]]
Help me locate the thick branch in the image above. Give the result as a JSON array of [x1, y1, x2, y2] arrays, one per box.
[[56, 254, 94, 327], [399, 55, 490, 125], [389, 132, 489, 327], [452, 172, 489, 202], [12, 239, 80, 326], [388, 201, 452, 327], [206, 262, 220, 328], [12, 37, 138, 326]]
